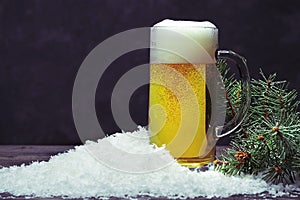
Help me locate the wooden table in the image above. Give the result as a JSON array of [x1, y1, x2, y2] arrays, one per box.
[[0, 145, 298, 200]]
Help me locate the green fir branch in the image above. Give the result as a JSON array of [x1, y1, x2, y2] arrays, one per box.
[[216, 60, 300, 184]]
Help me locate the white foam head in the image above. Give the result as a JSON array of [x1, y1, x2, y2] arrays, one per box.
[[154, 19, 216, 28], [150, 19, 218, 64]]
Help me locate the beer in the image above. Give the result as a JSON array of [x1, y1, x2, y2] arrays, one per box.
[[149, 19, 251, 169], [149, 19, 218, 168], [150, 63, 216, 168]]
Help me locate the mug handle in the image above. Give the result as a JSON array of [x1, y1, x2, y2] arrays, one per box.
[[215, 50, 251, 137]]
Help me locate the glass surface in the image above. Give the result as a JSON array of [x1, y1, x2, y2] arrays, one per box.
[[149, 22, 250, 169]]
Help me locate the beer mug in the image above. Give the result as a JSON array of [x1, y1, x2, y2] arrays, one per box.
[[149, 19, 250, 169]]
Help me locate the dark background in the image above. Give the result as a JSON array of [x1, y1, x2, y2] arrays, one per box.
[[0, 0, 299, 145]]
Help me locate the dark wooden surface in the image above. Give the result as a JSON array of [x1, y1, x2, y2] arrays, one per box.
[[0, 145, 73, 167], [0, 145, 298, 200]]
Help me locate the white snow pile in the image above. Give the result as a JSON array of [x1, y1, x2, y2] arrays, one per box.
[[0, 127, 298, 199]]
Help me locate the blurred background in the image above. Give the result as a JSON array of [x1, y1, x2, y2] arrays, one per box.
[[0, 0, 299, 145]]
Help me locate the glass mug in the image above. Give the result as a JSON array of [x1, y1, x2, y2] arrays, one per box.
[[149, 20, 250, 169]]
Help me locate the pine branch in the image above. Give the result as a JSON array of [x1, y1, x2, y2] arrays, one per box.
[[216, 61, 300, 184]]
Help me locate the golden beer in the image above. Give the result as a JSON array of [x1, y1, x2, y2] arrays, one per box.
[[149, 63, 215, 168]]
